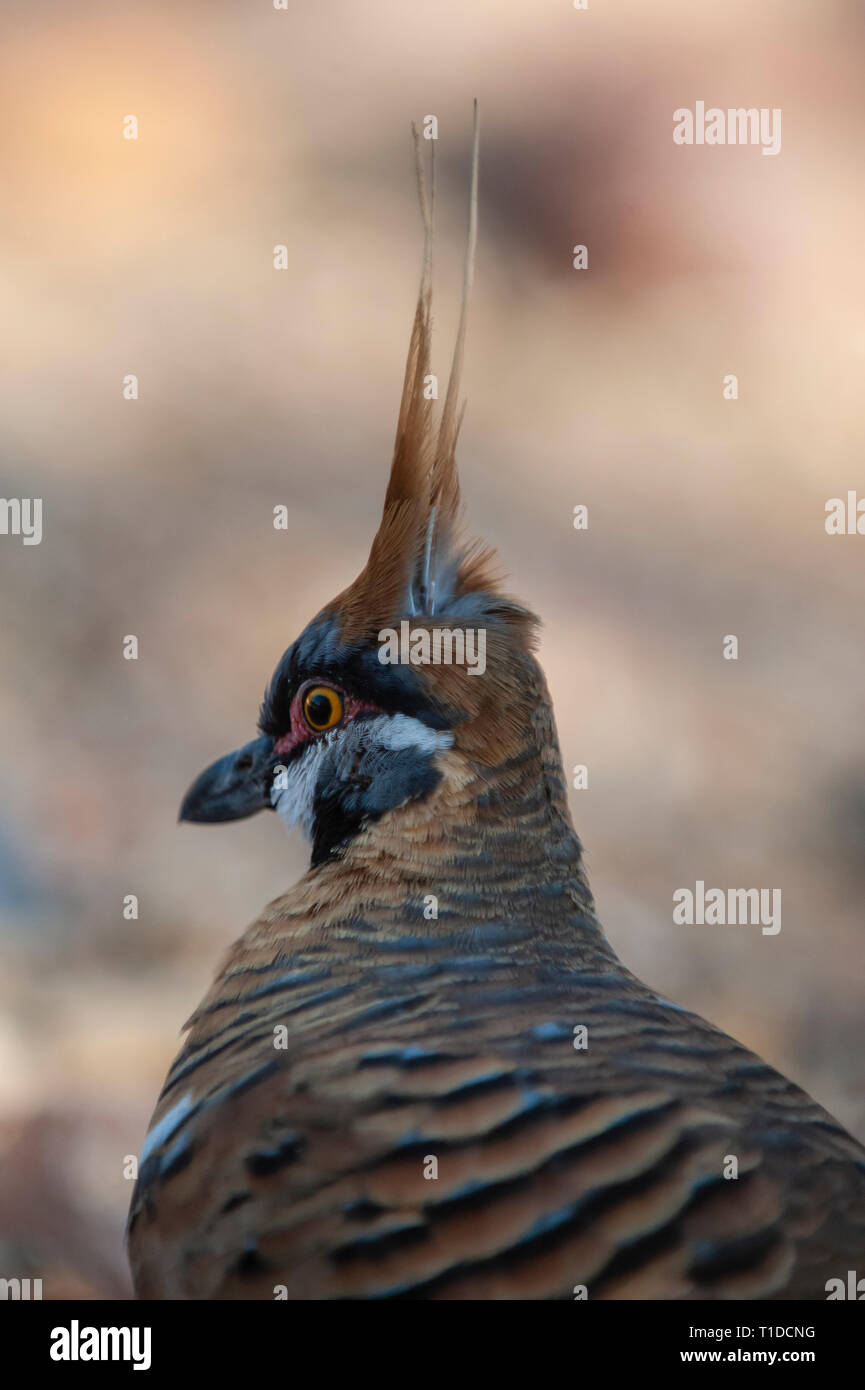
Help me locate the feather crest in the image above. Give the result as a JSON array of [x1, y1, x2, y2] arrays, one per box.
[[336, 103, 500, 640]]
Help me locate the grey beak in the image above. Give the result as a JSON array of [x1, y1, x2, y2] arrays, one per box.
[[179, 735, 278, 823]]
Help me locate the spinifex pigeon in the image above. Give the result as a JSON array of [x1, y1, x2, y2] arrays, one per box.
[[128, 113, 865, 1300]]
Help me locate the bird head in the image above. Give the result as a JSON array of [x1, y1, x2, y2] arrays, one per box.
[[180, 108, 545, 866]]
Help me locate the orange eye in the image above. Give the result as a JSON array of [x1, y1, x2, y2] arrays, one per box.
[[302, 685, 344, 733]]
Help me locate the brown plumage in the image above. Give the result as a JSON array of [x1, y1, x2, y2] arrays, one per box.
[[127, 111, 865, 1300]]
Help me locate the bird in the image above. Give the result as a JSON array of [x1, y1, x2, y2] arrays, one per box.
[[127, 109, 865, 1301]]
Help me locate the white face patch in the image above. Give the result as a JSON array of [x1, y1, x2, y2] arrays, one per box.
[[270, 712, 453, 842], [369, 712, 454, 756]]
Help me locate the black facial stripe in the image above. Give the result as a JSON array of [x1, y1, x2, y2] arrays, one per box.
[[310, 759, 443, 866], [258, 611, 457, 740]]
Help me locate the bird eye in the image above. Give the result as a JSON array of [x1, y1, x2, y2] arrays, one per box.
[[302, 685, 344, 733]]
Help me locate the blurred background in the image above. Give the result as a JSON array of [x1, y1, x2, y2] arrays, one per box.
[[0, 0, 863, 1298]]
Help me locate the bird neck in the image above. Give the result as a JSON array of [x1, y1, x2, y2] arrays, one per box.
[[276, 691, 611, 966]]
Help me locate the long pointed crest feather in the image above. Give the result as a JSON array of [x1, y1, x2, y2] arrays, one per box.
[[435, 100, 479, 512], [385, 122, 435, 514], [335, 104, 499, 639]]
